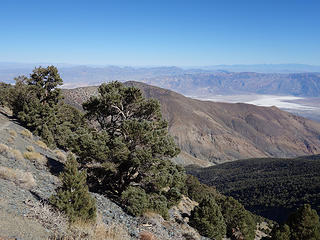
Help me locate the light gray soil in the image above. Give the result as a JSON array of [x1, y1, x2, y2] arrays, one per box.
[[0, 110, 210, 240]]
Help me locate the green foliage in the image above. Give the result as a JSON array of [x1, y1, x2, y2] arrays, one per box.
[[189, 197, 227, 240], [287, 204, 320, 240], [68, 128, 110, 164], [50, 153, 96, 223], [78, 81, 187, 217], [82, 81, 182, 194], [27, 65, 63, 105], [187, 156, 320, 222], [121, 186, 171, 219], [185, 174, 218, 203], [271, 204, 320, 240], [41, 124, 55, 148], [218, 196, 256, 240], [121, 186, 149, 217], [120, 185, 177, 219], [165, 187, 182, 208], [185, 175, 255, 240], [80, 81, 185, 213], [8, 66, 85, 149], [0, 82, 12, 107], [148, 193, 170, 220], [272, 224, 291, 240]]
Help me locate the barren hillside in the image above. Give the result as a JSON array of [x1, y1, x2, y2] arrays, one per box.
[[63, 82, 320, 164]]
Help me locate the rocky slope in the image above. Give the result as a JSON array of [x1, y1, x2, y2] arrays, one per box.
[[63, 82, 320, 165], [0, 108, 209, 240]]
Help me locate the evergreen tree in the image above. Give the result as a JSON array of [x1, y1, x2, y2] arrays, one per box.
[[50, 153, 96, 223], [287, 204, 320, 240], [185, 174, 218, 203], [272, 224, 291, 240], [218, 196, 256, 240], [0, 82, 12, 107], [189, 197, 227, 240], [40, 124, 55, 148], [82, 81, 183, 195], [27, 65, 63, 106], [9, 66, 85, 149]]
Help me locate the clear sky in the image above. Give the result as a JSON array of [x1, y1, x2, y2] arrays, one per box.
[[1, 0, 320, 66]]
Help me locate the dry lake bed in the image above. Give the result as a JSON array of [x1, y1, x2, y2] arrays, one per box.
[[190, 94, 320, 123]]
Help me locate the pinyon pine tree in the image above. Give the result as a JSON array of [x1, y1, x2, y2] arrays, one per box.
[[82, 81, 183, 194], [50, 153, 96, 223]]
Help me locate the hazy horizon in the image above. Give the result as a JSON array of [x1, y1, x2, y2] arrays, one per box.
[[1, 61, 320, 69]]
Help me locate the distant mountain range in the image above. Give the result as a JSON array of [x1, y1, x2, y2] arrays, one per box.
[[143, 72, 320, 97], [62, 82, 320, 165], [1, 63, 320, 97]]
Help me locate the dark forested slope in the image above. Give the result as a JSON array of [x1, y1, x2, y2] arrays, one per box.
[[187, 155, 320, 223]]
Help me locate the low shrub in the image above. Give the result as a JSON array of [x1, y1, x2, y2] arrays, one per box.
[[0, 144, 25, 164], [11, 149, 24, 163], [218, 196, 256, 240], [26, 199, 68, 234], [121, 186, 171, 219], [0, 166, 36, 189], [139, 231, 158, 240], [54, 149, 66, 162], [185, 174, 217, 203], [8, 129, 17, 137], [26, 145, 35, 152], [148, 193, 170, 220], [121, 186, 149, 217], [0, 143, 10, 155], [23, 151, 47, 165], [35, 140, 48, 149], [20, 129, 33, 139]]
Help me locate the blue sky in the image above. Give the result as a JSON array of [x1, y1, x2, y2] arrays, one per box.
[[1, 0, 320, 66]]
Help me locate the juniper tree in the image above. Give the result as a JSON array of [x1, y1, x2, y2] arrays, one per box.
[[50, 153, 96, 223]]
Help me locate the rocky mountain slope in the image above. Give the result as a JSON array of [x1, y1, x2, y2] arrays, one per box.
[[63, 82, 320, 165], [0, 108, 210, 240]]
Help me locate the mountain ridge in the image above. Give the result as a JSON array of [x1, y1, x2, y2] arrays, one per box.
[[2, 64, 320, 97], [62, 81, 320, 165]]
